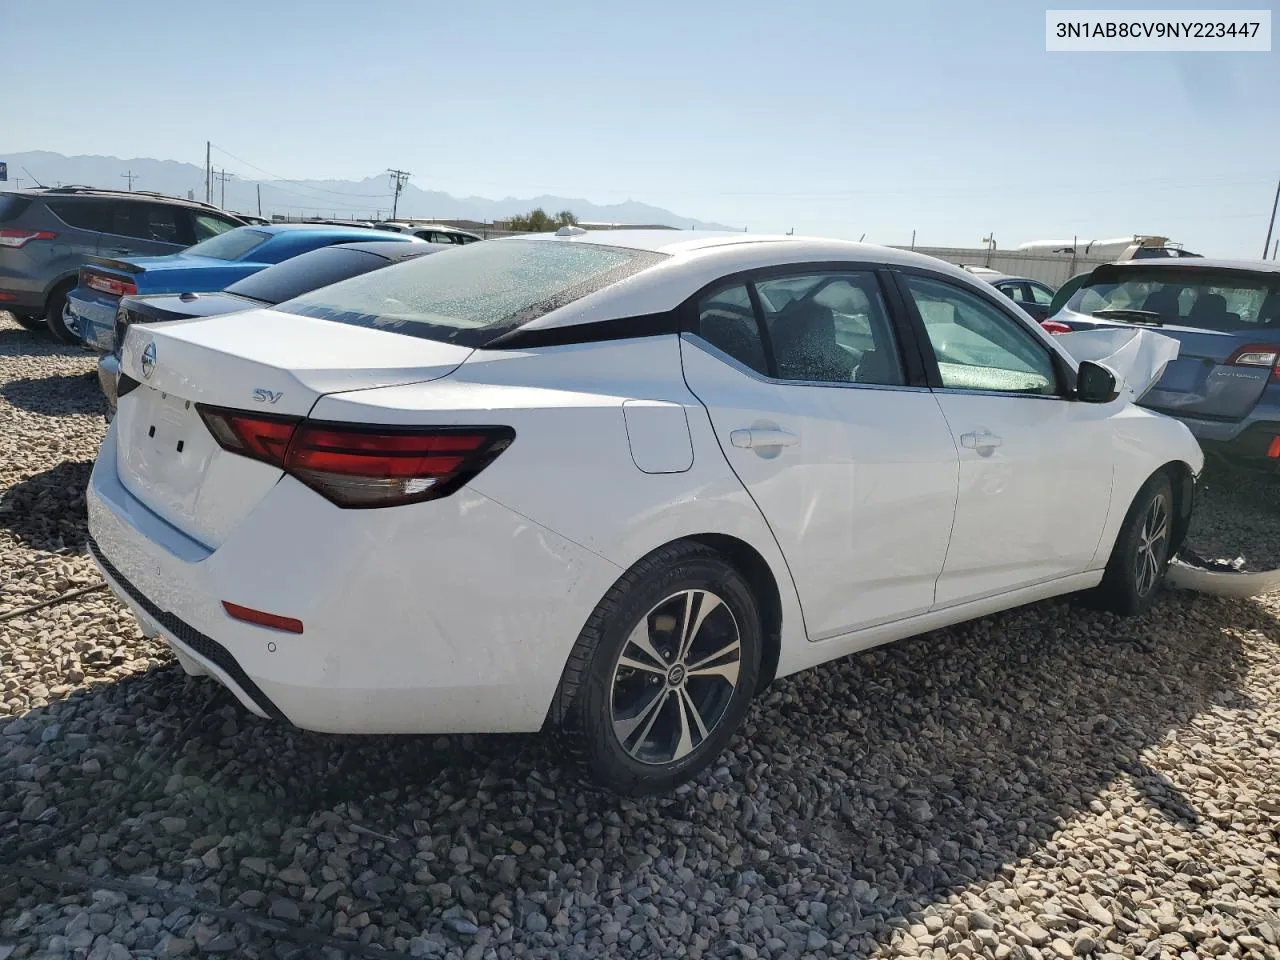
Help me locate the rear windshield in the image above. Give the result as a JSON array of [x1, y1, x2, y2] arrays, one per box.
[[225, 247, 389, 305], [1066, 269, 1280, 332], [184, 227, 270, 261], [276, 239, 668, 347]]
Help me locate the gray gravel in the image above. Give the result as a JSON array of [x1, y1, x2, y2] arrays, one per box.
[[1, 311, 1279, 960]]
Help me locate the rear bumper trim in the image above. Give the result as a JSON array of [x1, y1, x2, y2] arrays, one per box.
[[87, 536, 288, 722]]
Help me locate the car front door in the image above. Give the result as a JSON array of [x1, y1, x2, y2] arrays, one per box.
[[680, 267, 959, 640], [895, 272, 1116, 607]]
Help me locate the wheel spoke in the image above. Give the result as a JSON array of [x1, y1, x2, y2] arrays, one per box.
[[687, 640, 741, 685], [617, 653, 666, 675], [679, 686, 710, 741], [677, 591, 723, 662], [672, 690, 699, 760], [623, 619, 667, 670], [613, 685, 667, 753]]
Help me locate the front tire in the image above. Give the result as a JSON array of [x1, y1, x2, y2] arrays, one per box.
[[1096, 473, 1174, 616], [44, 282, 80, 344], [559, 542, 762, 795]]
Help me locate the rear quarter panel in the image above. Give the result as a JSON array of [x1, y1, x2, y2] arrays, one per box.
[[308, 334, 809, 651]]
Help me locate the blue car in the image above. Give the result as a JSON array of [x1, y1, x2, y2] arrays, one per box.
[[66, 223, 414, 350], [1046, 258, 1280, 472]]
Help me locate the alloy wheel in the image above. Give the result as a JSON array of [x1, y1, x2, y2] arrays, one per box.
[[609, 589, 742, 765], [1134, 491, 1170, 597]]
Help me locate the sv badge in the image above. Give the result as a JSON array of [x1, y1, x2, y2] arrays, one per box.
[[253, 388, 284, 405]]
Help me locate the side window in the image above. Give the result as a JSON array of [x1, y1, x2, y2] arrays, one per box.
[[902, 276, 1059, 396], [695, 284, 768, 375], [138, 204, 183, 244], [103, 202, 139, 238], [191, 213, 239, 243], [1028, 282, 1055, 306], [46, 199, 110, 233], [755, 272, 904, 386]]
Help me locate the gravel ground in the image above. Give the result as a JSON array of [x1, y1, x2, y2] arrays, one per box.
[[1, 311, 1278, 960]]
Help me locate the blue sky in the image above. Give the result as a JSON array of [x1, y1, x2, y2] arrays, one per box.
[[3, 0, 1278, 256]]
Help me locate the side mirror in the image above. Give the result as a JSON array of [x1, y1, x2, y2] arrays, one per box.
[[1076, 360, 1120, 403]]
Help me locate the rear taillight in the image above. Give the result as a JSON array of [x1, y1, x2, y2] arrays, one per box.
[[197, 408, 297, 467], [1040, 320, 1072, 335], [0, 228, 57, 248], [1226, 344, 1280, 384], [82, 269, 137, 298], [196, 406, 514, 508]]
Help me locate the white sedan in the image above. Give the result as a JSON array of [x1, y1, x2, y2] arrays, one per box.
[[86, 229, 1203, 794]]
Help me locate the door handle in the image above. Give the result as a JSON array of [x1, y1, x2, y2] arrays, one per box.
[[960, 430, 1003, 452], [730, 428, 799, 449]]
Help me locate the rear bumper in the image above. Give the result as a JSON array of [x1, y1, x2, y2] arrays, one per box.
[[66, 288, 118, 352], [1177, 407, 1280, 463], [86, 425, 622, 734]]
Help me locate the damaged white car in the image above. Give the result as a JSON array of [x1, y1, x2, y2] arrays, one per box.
[[89, 231, 1212, 794]]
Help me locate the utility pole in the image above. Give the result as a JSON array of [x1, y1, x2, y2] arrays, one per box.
[[205, 141, 211, 205], [213, 169, 233, 209], [257, 183, 262, 217], [1263, 175, 1280, 260], [387, 168, 411, 220], [121, 170, 137, 191]]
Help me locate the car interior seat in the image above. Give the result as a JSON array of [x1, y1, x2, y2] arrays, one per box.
[[1187, 293, 1230, 330], [770, 300, 853, 382]]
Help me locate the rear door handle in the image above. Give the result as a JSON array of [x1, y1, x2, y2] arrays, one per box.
[[960, 430, 1003, 452], [730, 428, 798, 449]]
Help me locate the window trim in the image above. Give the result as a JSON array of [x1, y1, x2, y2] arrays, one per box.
[[681, 261, 933, 391], [886, 267, 1076, 401]]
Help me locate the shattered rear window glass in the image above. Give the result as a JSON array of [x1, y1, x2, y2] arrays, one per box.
[[276, 239, 668, 347]]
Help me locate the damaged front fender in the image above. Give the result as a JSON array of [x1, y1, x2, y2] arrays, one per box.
[[1054, 328, 1181, 403]]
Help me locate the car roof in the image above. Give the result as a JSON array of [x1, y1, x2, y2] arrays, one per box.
[[504, 230, 1016, 332], [1089, 257, 1280, 276], [25, 186, 233, 213], [329, 240, 450, 259], [246, 223, 404, 239]]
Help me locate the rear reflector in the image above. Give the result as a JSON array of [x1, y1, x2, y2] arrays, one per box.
[[0, 293, 15, 302], [222, 601, 304, 634], [82, 269, 138, 298], [1269, 436, 1280, 459], [196, 405, 514, 508], [0, 228, 56, 248]]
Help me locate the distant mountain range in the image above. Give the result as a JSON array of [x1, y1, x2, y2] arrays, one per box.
[[0, 151, 735, 230]]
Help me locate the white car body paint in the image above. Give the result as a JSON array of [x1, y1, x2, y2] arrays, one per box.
[[88, 231, 1205, 736]]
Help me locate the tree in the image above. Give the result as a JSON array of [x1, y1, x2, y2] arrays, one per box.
[[505, 208, 579, 232]]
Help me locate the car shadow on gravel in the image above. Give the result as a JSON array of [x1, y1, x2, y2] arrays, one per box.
[[0, 460, 94, 551], [1, 372, 105, 417], [0, 327, 86, 358], [0, 587, 1266, 954]]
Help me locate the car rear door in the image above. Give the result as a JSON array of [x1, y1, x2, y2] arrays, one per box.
[[679, 267, 959, 640], [894, 272, 1115, 607], [97, 201, 187, 258]]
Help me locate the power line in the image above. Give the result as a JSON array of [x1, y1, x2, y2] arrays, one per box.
[[121, 170, 137, 191], [387, 169, 411, 219], [209, 143, 392, 200]]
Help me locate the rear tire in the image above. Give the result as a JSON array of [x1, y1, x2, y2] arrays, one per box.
[[44, 281, 80, 344], [10, 313, 48, 333], [557, 541, 762, 795], [1095, 472, 1174, 616]]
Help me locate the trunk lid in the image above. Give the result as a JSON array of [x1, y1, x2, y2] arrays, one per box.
[[114, 308, 473, 546], [1060, 310, 1279, 420]]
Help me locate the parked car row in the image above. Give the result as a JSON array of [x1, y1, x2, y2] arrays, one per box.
[[0, 186, 245, 339]]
